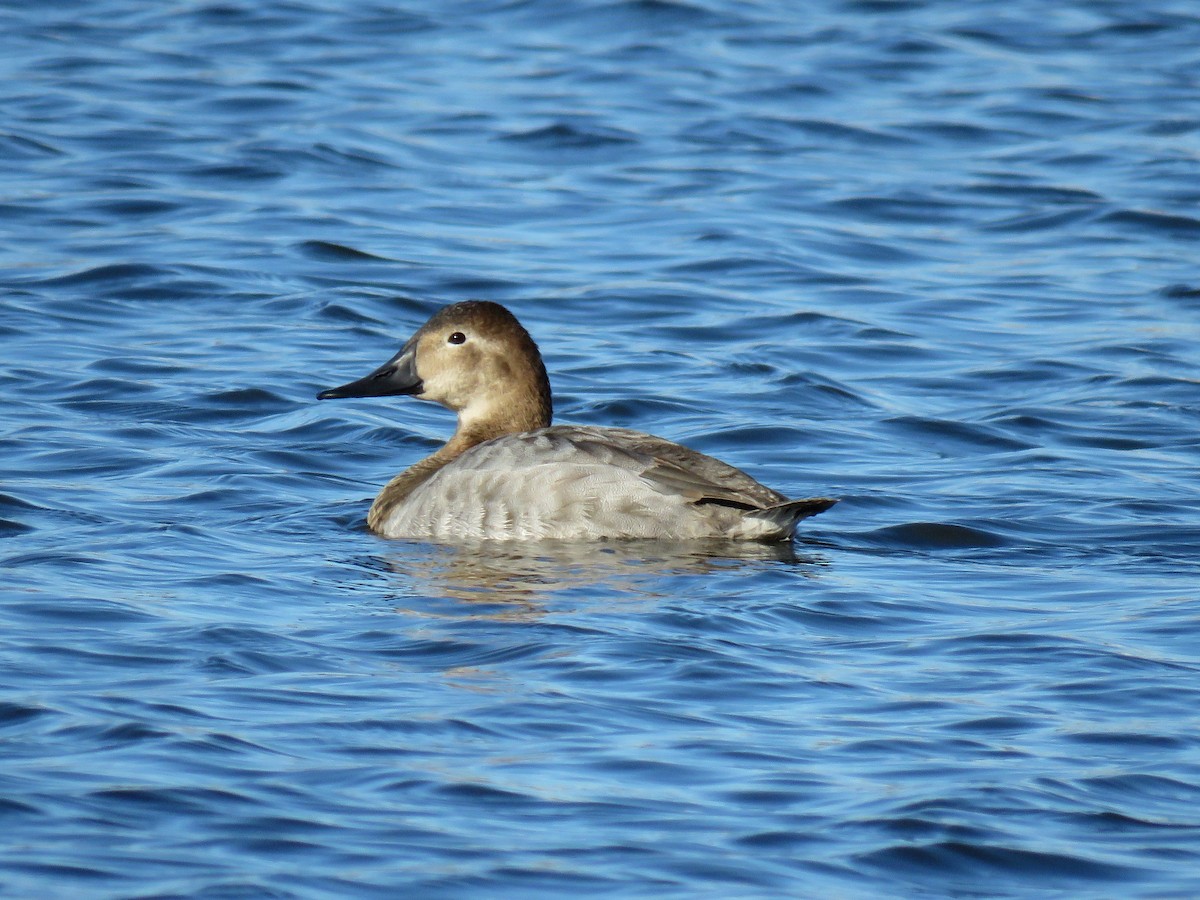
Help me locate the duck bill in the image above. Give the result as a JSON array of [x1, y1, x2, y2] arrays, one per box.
[[317, 340, 423, 400]]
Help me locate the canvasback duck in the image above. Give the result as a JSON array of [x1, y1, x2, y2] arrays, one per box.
[[318, 301, 836, 541]]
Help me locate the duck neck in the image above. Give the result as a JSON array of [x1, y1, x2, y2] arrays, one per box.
[[455, 389, 551, 446]]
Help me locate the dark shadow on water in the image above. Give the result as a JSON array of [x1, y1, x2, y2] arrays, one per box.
[[859, 522, 1009, 550], [354, 539, 830, 605]]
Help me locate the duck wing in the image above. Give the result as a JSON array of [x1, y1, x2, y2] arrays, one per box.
[[550, 426, 804, 510]]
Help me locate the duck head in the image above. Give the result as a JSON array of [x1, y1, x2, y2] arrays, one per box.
[[318, 301, 553, 438]]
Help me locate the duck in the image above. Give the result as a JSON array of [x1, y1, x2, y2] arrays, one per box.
[[317, 301, 836, 541]]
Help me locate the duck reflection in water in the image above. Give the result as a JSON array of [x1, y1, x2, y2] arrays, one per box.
[[358, 539, 831, 608]]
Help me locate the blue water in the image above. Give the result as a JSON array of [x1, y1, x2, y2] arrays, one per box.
[[3, 0, 1200, 896]]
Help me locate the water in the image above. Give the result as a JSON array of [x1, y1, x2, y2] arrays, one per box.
[[3, 0, 1200, 896]]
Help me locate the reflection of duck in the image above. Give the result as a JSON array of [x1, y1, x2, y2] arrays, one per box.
[[377, 540, 828, 607], [319, 301, 836, 541]]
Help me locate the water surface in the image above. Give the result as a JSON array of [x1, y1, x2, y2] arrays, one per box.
[[3, 1, 1200, 896]]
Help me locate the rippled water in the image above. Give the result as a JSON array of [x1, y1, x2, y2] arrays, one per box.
[[4, 1, 1200, 896]]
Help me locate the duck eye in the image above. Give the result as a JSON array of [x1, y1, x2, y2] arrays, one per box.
[[447, 332, 466, 345]]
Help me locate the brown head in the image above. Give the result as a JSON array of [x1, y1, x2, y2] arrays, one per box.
[[318, 301, 553, 444]]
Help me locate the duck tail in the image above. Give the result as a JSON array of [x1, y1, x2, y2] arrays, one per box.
[[746, 497, 838, 536]]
